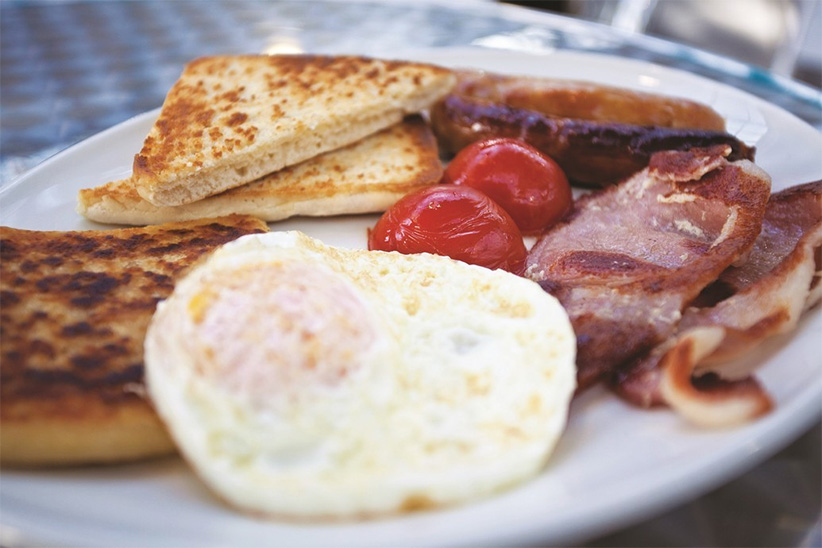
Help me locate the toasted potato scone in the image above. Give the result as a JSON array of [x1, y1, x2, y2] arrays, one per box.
[[0, 215, 268, 467], [145, 231, 576, 519]]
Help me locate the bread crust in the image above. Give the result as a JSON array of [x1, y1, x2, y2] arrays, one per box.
[[79, 117, 442, 225], [132, 55, 455, 206]]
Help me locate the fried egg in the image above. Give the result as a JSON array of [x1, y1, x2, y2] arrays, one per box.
[[144, 231, 576, 519]]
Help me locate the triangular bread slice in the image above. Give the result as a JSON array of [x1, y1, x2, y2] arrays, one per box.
[[132, 54, 455, 207], [79, 117, 442, 226]]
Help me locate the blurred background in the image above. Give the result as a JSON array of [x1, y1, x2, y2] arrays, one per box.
[[505, 0, 822, 87], [3, 0, 820, 180]]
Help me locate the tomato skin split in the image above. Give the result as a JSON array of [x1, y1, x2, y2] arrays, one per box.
[[442, 138, 572, 235], [368, 184, 527, 274]]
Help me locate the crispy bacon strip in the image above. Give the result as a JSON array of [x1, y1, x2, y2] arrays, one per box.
[[658, 328, 774, 427], [450, 69, 727, 131], [525, 146, 772, 390], [430, 94, 755, 187], [614, 181, 822, 426]]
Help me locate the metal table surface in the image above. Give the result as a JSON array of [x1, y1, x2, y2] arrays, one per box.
[[1, 1, 820, 547]]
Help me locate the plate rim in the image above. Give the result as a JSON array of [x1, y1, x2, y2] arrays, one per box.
[[1, 46, 821, 548]]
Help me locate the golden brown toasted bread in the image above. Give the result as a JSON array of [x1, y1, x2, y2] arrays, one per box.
[[132, 54, 455, 207], [0, 215, 268, 467], [78, 116, 442, 225]]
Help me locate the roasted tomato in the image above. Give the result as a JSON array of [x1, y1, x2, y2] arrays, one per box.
[[368, 184, 527, 274], [442, 137, 572, 234]]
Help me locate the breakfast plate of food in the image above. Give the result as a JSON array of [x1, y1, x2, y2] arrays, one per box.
[[1, 47, 820, 548]]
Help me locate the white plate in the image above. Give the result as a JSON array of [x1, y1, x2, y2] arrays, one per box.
[[1, 48, 821, 548]]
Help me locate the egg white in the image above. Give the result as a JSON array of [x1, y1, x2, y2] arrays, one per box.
[[144, 231, 576, 519]]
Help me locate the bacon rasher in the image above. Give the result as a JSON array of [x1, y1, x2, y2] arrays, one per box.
[[614, 181, 822, 426], [524, 145, 772, 391]]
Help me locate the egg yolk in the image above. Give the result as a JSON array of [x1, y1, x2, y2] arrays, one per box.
[[188, 261, 377, 407]]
